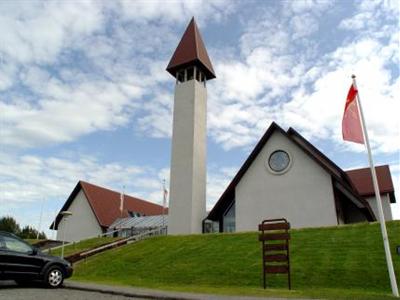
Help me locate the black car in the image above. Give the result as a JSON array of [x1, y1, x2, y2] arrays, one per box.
[[0, 231, 73, 287]]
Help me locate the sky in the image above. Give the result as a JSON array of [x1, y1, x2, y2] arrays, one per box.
[[0, 0, 399, 237]]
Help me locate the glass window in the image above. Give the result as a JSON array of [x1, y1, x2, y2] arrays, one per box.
[[223, 201, 235, 232], [0, 237, 6, 249], [3, 236, 32, 253], [268, 150, 290, 173]]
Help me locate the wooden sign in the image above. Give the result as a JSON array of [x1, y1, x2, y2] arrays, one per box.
[[258, 218, 291, 289]]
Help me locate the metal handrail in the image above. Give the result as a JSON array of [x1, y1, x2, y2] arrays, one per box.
[[78, 226, 167, 257]]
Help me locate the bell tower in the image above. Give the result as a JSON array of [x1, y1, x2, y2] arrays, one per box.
[[166, 18, 216, 234]]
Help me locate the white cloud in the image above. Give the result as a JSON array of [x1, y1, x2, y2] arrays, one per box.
[[204, 1, 399, 154], [0, 1, 237, 149], [1, 77, 142, 147], [0, 1, 104, 64], [118, 0, 234, 24]]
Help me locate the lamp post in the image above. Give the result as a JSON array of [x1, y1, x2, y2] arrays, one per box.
[[60, 211, 72, 259]]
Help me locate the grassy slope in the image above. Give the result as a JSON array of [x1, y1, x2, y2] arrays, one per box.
[[73, 221, 400, 299], [49, 237, 120, 257]]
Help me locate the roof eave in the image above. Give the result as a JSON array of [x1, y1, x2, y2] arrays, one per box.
[[166, 58, 216, 80]]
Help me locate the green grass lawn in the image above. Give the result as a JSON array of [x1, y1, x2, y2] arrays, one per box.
[[49, 236, 120, 257], [72, 221, 400, 299]]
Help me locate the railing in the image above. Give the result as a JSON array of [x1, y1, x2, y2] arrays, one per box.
[[66, 226, 167, 263]]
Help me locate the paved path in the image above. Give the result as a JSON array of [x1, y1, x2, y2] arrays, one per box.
[[0, 281, 146, 300], [65, 280, 313, 300]]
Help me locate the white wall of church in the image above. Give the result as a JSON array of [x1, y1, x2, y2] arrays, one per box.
[[56, 189, 102, 242], [235, 131, 338, 231], [365, 194, 393, 221]]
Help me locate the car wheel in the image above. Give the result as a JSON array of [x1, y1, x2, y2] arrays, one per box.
[[45, 266, 64, 288]]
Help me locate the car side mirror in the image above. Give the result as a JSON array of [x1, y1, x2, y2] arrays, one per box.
[[31, 247, 38, 255]]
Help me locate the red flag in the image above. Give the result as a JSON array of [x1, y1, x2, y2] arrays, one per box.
[[342, 84, 364, 144]]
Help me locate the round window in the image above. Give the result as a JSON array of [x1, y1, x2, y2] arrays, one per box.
[[268, 150, 290, 173]]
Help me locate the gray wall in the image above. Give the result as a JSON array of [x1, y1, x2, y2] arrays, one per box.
[[56, 189, 102, 242], [168, 78, 207, 234], [235, 130, 338, 231], [365, 194, 393, 221]]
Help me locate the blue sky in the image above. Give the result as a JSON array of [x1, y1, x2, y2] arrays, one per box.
[[0, 0, 399, 236]]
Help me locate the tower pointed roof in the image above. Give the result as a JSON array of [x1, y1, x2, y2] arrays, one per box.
[[166, 17, 216, 80]]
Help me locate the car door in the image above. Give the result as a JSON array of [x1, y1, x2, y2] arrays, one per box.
[[2, 235, 44, 280]]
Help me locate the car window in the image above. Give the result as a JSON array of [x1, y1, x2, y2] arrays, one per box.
[[3, 236, 32, 253], [0, 237, 6, 249]]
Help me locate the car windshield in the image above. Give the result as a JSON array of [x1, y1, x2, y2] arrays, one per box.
[[3, 235, 32, 253]]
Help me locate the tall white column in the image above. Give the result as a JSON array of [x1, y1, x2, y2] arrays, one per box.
[[168, 78, 207, 235]]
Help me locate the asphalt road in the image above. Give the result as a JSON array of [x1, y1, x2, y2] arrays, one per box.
[[0, 281, 147, 300]]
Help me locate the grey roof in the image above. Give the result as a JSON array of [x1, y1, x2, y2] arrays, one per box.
[[109, 215, 168, 230]]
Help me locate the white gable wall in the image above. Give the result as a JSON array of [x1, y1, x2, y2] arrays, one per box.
[[56, 189, 102, 242], [365, 194, 393, 221], [235, 130, 338, 231]]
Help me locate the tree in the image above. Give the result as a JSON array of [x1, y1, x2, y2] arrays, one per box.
[[0, 216, 47, 240], [19, 225, 46, 240], [0, 216, 20, 234]]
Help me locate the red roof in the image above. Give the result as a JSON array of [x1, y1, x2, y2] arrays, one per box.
[[166, 17, 216, 80], [346, 165, 396, 203], [52, 181, 166, 229]]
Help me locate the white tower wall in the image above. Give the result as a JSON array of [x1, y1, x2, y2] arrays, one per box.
[[168, 79, 207, 234]]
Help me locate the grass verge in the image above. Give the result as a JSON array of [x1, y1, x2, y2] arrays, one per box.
[[72, 221, 400, 299]]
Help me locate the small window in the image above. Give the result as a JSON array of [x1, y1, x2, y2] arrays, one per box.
[[187, 67, 194, 81], [223, 201, 235, 232], [267, 150, 291, 173]]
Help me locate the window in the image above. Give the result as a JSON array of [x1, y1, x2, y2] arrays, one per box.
[[223, 201, 235, 232], [128, 211, 142, 217], [267, 150, 291, 173], [3, 236, 32, 253]]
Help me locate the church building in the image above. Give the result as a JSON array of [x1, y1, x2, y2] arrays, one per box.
[[52, 18, 396, 241], [204, 122, 395, 232]]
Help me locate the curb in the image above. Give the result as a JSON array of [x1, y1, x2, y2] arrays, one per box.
[[64, 282, 216, 300], [65, 284, 181, 299], [63, 281, 297, 300]]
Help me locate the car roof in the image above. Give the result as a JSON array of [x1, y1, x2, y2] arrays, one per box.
[[0, 231, 19, 238]]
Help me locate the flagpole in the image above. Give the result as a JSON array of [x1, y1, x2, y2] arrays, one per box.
[[36, 198, 45, 240], [52, 210, 57, 240], [120, 185, 125, 218], [162, 179, 166, 230], [352, 75, 399, 297]]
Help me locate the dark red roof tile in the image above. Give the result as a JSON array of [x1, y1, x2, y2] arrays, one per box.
[[52, 181, 166, 229], [346, 165, 395, 203]]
